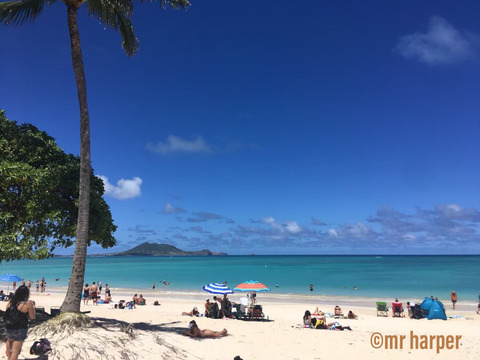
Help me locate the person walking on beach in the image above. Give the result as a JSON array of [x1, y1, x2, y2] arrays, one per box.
[[451, 291, 457, 310], [83, 283, 90, 305], [5, 285, 36, 360], [90, 282, 98, 305]]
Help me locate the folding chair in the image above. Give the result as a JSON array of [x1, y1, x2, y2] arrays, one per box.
[[392, 302, 404, 317], [376, 301, 388, 317]]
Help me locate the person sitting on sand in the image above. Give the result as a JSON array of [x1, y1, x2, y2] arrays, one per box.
[[133, 294, 138, 305], [182, 306, 199, 316], [311, 307, 324, 316], [303, 310, 313, 327], [347, 310, 356, 319], [334, 305, 343, 317], [104, 292, 112, 304], [137, 294, 146, 305], [183, 320, 228, 338]]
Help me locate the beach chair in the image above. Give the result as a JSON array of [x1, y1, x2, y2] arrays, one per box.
[[234, 303, 247, 319], [251, 305, 264, 320], [392, 302, 404, 317], [207, 303, 217, 318], [376, 302, 388, 317]]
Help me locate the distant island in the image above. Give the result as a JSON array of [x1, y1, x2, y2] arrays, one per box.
[[115, 242, 227, 256]]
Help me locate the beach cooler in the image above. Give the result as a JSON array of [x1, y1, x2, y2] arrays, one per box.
[[50, 306, 60, 316], [251, 305, 264, 319]]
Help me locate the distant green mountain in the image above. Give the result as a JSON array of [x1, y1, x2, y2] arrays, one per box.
[[117, 242, 227, 256]]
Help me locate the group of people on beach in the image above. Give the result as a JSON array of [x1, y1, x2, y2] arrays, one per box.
[[182, 294, 235, 319], [303, 308, 353, 331], [83, 281, 110, 305], [13, 278, 47, 294]]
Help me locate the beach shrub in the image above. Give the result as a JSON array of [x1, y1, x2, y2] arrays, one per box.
[[0, 110, 117, 262]]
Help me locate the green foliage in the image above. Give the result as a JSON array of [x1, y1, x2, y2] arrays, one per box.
[[0, 0, 190, 56], [0, 110, 117, 261]]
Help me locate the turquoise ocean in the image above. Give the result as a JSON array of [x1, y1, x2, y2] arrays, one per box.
[[1, 255, 479, 301]]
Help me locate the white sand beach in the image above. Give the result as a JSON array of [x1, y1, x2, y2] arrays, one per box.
[[1, 288, 479, 360]]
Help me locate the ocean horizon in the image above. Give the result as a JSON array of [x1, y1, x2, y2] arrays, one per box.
[[1, 255, 478, 301]]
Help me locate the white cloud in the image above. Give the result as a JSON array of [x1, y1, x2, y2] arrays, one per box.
[[327, 229, 339, 238], [146, 135, 213, 154], [261, 216, 276, 225], [394, 16, 478, 65], [98, 176, 142, 200], [162, 203, 186, 214], [261, 217, 302, 234], [282, 221, 302, 234]]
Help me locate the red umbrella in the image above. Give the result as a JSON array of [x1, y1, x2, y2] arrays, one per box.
[[233, 280, 271, 292]]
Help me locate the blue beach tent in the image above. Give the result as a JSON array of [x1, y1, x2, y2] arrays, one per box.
[[419, 297, 447, 320]]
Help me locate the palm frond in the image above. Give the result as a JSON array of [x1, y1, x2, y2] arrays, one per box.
[[87, 0, 138, 56], [139, 0, 190, 10], [87, 0, 133, 18], [0, 0, 51, 26]]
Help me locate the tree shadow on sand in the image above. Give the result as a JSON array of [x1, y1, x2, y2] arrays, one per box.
[[91, 316, 187, 336]]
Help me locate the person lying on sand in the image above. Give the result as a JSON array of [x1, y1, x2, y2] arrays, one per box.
[[311, 317, 352, 331], [183, 320, 228, 338], [182, 307, 199, 316]]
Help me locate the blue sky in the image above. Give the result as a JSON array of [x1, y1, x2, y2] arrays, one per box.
[[1, 1, 479, 255]]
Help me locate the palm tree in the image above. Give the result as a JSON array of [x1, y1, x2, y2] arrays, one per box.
[[0, 0, 190, 312]]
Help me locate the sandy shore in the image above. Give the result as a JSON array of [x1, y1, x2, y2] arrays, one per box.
[[1, 287, 479, 360]]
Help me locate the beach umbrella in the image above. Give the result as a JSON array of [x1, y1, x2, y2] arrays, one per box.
[[0, 273, 22, 292], [233, 280, 271, 292], [203, 282, 234, 295]]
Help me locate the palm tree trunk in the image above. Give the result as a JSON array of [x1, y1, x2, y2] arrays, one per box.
[[60, 2, 91, 313]]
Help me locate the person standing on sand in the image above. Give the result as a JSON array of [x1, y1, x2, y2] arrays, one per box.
[[83, 284, 90, 305], [90, 282, 98, 305], [451, 291, 457, 310], [35, 281, 39, 293]]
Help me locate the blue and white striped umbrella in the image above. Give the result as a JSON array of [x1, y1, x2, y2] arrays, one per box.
[[0, 274, 22, 282], [0, 273, 22, 292], [202, 282, 234, 295]]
